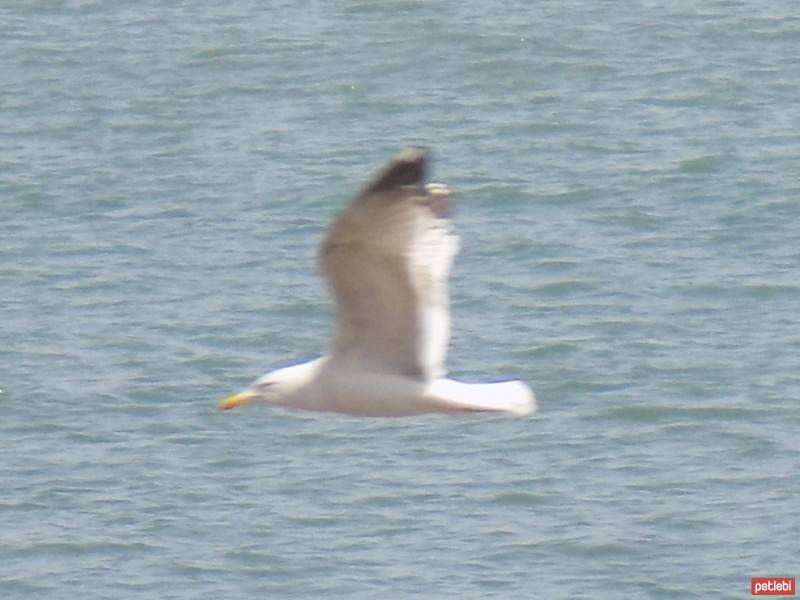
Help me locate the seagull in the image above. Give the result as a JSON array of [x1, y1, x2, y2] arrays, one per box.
[[219, 148, 536, 417]]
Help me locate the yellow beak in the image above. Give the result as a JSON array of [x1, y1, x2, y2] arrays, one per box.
[[218, 390, 256, 411]]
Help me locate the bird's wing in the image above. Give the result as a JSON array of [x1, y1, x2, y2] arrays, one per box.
[[319, 148, 459, 381]]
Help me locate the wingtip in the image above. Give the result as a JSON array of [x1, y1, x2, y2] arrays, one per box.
[[362, 147, 428, 195], [395, 146, 428, 164]]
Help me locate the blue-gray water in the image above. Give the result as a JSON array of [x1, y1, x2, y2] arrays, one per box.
[[2, 1, 799, 598]]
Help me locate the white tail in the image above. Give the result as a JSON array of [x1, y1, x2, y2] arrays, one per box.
[[426, 378, 537, 416]]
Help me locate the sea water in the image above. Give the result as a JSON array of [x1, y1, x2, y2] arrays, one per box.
[[2, 1, 799, 598]]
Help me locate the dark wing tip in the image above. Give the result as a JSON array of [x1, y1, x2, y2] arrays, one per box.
[[362, 147, 428, 195]]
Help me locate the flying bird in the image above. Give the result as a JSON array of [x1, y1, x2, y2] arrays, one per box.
[[219, 148, 536, 417]]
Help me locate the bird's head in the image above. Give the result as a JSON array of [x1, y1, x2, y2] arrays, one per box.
[[218, 359, 322, 411]]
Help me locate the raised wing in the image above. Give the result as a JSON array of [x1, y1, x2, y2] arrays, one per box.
[[320, 148, 459, 381]]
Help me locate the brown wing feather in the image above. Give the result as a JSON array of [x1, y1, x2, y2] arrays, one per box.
[[320, 149, 456, 380]]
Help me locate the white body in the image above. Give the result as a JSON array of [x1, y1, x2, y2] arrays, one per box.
[[257, 358, 536, 417]]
